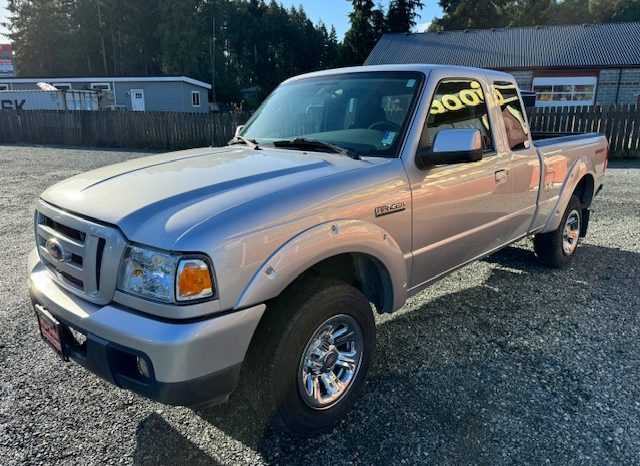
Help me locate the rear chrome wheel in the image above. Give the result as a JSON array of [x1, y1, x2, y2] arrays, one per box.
[[534, 194, 583, 268], [562, 209, 581, 256], [298, 315, 364, 410]]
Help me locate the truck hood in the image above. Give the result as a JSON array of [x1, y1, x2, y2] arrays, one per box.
[[41, 146, 367, 249]]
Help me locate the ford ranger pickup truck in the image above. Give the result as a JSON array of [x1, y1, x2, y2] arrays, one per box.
[[28, 65, 607, 434]]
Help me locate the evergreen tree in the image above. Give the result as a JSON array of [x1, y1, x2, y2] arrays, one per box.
[[5, 0, 640, 105], [432, 0, 511, 30], [343, 0, 379, 64], [371, 7, 387, 38], [5, 0, 76, 75], [5, 0, 346, 104], [432, 0, 640, 30], [502, 0, 557, 27], [156, 0, 202, 77], [386, 0, 425, 33], [564, 0, 640, 24], [111, 0, 163, 75]]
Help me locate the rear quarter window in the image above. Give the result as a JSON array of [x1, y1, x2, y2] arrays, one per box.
[[493, 81, 530, 151]]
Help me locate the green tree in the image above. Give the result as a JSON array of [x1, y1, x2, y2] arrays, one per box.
[[72, 0, 108, 75], [324, 25, 341, 69], [5, 0, 77, 75], [70, 0, 163, 76], [371, 5, 387, 38], [157, 0, 203, 77], [431, 0, 511, 30], [386, 0, 425, 32], [571, 0, 640, 23], [5, 0, 347, 106], [343, 0, 381, 64], [502, 0, 557, 27], [432, 0, 640, 30], [110, 0, 163, 75]]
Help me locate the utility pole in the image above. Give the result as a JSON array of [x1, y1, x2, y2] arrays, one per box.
[[211, 16, 217, 108]]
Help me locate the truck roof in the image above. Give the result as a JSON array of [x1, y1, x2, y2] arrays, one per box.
[[285, 64, 516, 84]]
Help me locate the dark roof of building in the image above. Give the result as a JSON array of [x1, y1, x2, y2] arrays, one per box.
[[365, 22, 640, 69]]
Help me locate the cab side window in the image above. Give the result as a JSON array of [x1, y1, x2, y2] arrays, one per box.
[[419, 79, 494, 154], [494, 81, 530, 150]]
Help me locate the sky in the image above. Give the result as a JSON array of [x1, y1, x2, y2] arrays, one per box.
[[0, 0, 443, 41]]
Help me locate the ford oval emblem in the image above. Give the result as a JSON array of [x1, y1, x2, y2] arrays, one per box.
[[45, 238, 66, 262]]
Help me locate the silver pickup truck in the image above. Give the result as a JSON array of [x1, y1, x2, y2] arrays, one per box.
[[28, 65, 607, 434]]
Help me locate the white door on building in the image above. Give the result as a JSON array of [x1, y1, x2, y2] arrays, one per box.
[[130, 89, 145, 111]]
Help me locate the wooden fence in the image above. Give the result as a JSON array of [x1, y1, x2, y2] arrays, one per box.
[[0, 104, 638, 157], [0, 110, 251, 151], [526, 104, 640, 158]]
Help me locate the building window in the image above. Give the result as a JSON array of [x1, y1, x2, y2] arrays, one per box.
[[191, 91, 201, 107], [0, 84, 9, 91], [532, 77, 597, 107], [53, 83, 72, 91], [91, 82, 111, 91]]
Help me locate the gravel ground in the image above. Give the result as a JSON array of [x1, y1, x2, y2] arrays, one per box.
[[0, 144, 639, 465]]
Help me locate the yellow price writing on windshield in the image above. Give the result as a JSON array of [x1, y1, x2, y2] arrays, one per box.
[[430, 82, 512, 115]]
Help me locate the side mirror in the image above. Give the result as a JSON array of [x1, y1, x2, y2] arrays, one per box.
[[416, 128, 483, 168], [235, 125, 245, 138]]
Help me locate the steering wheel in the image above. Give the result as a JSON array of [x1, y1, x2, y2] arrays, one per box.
[[368, 121, 401, 132]]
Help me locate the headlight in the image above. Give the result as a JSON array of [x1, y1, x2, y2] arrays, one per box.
[[117, 245, 214, 303]]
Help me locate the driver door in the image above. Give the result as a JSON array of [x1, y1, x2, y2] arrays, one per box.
[[407, 77, 513, 289]]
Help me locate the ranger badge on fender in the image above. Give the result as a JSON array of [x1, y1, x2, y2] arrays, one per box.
[[375, 201, 406, 217]]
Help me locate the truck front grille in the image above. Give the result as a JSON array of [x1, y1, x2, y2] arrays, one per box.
[[39, 214, 86, 242], [34, 201, 127, 305]]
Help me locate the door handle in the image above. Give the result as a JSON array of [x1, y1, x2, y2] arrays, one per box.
[[495, 169, 508, 184]]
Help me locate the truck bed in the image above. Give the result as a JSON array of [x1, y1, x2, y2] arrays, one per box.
[[531, 132, 603, 147], [529, 131, 608, 233]]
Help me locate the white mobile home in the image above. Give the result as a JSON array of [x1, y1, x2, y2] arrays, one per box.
[[0, 76, 211, 113]]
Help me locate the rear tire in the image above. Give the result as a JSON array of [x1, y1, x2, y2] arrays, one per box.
[[243, 277, 375, 435], [534, 194, 582, 268]]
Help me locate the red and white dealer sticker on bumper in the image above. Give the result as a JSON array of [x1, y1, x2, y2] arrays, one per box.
[[35, 305, 66, 359]]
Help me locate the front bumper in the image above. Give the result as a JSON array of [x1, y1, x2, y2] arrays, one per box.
[[28, 249, 266, 407]]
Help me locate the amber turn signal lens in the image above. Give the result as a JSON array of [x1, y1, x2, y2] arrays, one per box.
[[176, 258, 213, 301]]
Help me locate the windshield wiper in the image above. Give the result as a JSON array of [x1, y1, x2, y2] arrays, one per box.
[[272, 137, 361, 160], [228, 135, 261, 150]]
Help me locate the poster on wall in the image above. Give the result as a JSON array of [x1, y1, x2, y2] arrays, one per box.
[[0, 44, 14, 76]]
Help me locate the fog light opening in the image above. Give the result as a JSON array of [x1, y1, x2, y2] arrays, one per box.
[[137, 357, 150, 378], [68, 326, 87, 345]]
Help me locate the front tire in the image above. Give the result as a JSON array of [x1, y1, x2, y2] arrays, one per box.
[[534, 194, 582, 268], [243, 277, 375, 435]]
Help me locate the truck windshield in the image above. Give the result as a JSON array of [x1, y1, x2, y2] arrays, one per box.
[[240, 71, 424, 158]]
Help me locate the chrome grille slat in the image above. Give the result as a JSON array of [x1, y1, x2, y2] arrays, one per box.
[[35, 200, 128, 305], [36, 223, 85, 255], [42, 262, 84, 290], [38, 245, 84, 280]]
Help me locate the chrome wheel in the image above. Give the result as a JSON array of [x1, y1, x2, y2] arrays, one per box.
[[562, 209, 581, 256], [298, 314, 364, 410]]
